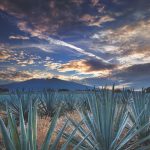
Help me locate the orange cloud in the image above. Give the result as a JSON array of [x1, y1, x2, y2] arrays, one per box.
[[59, 59, 115, 77], [0, 51, 10, 60]]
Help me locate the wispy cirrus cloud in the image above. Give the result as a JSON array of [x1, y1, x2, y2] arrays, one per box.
[[46, 37, 109, 62]]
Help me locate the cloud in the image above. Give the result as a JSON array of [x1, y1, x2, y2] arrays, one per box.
[[79, 77, 117, 87], [5, 21, 110, 62], [78, 63, 150, 88], [115, 63, 150, 80], [109, 63, 150, 88], [46, 37, 109, 62], [17, 59, 35, 66], [80, 14, 115, 27], [0, 51, 11, 61], [2, 0, 149, 38], [0, 67, 81, 84], [0, 0, 105, 33], [1, 0, 149, 64], [59, 59, 116, 77], [0, 70, 32, 82], [89, 19, 150, 66], [9, 35, 30, 40], [0, 43, 12, 61], [10, 20, 109, 62], [0, 69, 53, 82], [44, 61, 61, 70]]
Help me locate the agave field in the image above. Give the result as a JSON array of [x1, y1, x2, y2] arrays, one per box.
[[0, 87, 150, 150]]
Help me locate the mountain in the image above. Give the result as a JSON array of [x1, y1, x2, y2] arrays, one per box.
[[0, 78, 92, 91]]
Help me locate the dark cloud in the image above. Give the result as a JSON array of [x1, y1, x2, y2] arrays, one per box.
[[114, 63, 150, 86], [0, 0, 102, 34], [80, 76, 117, 87], [84, 58, 116, 71], [59, 58, 116, 73], [79, 63, 150, 88], [1, 0, 149, 35], [116, 63, 150, 77]]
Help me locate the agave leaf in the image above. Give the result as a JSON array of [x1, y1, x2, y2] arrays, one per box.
[[19, 100, 27, 150], [115, 119, 150, 150], [27, 101, 34, 150], [65, 88, 150, 150], [126, 134, 150, 150], [0, 117, 16, 150], [67, 117, 94, 148], [41, 105, 62, 150], [111, 111, 128, 148], [33, 101, 38, 150], [7, 109, 21, 150], [73, 132, 91, 150], [50, 120, 69, 149], [61, 120, 83, 150]]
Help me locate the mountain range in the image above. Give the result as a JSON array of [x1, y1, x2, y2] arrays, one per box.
[[0, 78, 92, 91]]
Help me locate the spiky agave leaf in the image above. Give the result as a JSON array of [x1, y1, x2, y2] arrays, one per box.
[[7, 89, 38, 119], [0, 116, 16, 150], [41, 104, 62, 150], [27, 100, 34, 150], [7, 109, 21, 150], [0, 98, 66, 150], [63, 87, 150, 150], [50, 119, 69, 149], [129, 90, 150, 138], [19, 99, 27, 150], [38, 90, 58, 117]]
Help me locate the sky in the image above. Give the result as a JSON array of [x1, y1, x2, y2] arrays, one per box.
[[0, 0, 150, 88]]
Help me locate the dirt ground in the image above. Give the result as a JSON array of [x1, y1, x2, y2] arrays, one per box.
[[0, 111, 81, 150]]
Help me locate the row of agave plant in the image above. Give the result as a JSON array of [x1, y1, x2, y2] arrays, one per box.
[[0, 87, 150, 149], [0, 89, 87, 118]]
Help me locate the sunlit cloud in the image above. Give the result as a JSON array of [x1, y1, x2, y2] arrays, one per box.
[[0, 68, 82, 83], [0, 51, 11, 61], [44, 61, 61, 70], [17, 59, 35, 66], [80, 14, 115, 27], [0, 69, 54, 82], [0, 44, 12, 62], [9, 35, 30, 40], [59, 59, 115, 77]]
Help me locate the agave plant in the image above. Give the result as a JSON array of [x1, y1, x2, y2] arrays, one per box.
[[61, 92, 77, 112], [0, 100, 68, 150], [0, 99, 5, 112], [129, 90, 150, 139], [38, 90, 58, 117], [60, 92, 89, 113], [6, 89, 38, 119], [62, 87, 150, 150]]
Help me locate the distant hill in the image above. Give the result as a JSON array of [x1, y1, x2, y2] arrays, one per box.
[[0, 78, 92, 91]]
